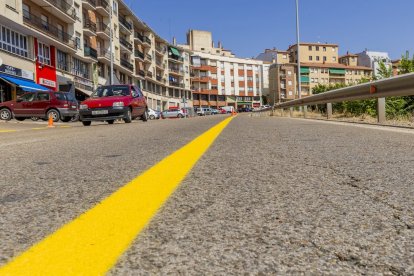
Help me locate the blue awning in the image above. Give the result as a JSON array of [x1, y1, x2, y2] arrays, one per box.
[[0, 74, 49, 92]]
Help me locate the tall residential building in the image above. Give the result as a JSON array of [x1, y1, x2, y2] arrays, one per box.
[[356, 50, 392, 78], [267, 43, 372, 103], [0, 0, 192, 111], [181, 30, 264, 109]]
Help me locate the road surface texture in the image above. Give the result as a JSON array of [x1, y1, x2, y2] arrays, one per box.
[[1, 115, 413, 275]]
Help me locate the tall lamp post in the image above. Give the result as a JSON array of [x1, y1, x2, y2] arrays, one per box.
[[295, 0, 302, 109]]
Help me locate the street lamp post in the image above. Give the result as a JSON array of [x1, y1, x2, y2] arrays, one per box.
[[295, 0, 302, 111]]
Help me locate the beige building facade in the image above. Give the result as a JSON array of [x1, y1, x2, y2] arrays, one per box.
[[0, 0, 192, 110], [268, 43, 372, 103]]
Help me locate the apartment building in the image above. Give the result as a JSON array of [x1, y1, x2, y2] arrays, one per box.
[[0, 0, 192, 110], [267, 43, 372, 103], [182, 30, 264, 109], [356, 50, 392, 78]]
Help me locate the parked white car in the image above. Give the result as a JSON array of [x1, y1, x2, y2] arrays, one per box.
[[196, 108, 212, 116], [148, 108, 160, 120]]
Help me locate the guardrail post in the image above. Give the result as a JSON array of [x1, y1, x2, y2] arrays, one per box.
[[281, 108, 284, 117], [377, 97, 386, 124], [303, 105, 308, 118], [327, 103, 333, 119], [289, 107, 293, 117]]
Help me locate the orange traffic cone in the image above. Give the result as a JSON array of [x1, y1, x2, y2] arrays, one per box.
[[47, 114, 55, 128]]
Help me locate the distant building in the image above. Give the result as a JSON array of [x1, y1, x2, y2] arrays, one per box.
[[265, 43, 372, 103], [180, 30, 264, 109], [392, 59, 401, 76], [356, 50, 392, 78]]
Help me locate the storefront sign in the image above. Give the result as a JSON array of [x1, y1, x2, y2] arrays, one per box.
[[39, 78, 57, 88], [0, 64, 34, 80]]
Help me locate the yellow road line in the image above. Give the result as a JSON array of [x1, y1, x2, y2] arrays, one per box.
[[31, 127, 48, 130], [0, 130, 17, 133], [0, 117, 234, 275], [59, 125, 72, 128]]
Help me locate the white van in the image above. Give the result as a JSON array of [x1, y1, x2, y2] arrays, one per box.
[[221, 106, 234, 114], [196, 108, 212, 116]]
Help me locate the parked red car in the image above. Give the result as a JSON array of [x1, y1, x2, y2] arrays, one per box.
[[0, 92, 78, 122], [79, 84, 148, 126]]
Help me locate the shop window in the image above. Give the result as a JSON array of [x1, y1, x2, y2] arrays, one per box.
[[57, 50, 68, 71]]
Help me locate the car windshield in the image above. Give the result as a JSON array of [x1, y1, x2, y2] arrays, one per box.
[[92, 85, 130, 98]]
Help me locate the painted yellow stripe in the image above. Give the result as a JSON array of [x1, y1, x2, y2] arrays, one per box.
[[59, 126, 72, 128], [0, 130, 17, 133], [0, 117, 233, 275]]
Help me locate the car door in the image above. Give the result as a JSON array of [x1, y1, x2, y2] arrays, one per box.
[[32, 92, 51, 117], [13, 93, 36, 116], [131, 86, 145, 116]]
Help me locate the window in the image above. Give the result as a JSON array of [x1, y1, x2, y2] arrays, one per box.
[[323, 56, 327, 62], [332, 47, 336, 52], [323, 47, 326, 52], [41, 15, 48, 30], [57, 50, 68, 71], [238, 76, 245, 81], [332, 57, 337, 62], [248, 87, 253, 92], [57, 24, 63, 40], [112, 1, 118, 16], [0, 25, 28, 58], [283, 54, 287, 59], [72, 57, 89, 79], [309, 56, 313, 61], [22, 3, 30, 18], [316, 46, 319, 51], [288, 80, 292, 85], [75, 32, 81, 49], [287, 71, 292, 76], [36, 93, 50, 101], [38, 42, 51, 65], [316, 56, 320, 61], [308, 46, 312, 50]]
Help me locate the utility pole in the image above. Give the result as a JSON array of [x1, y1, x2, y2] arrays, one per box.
[[295, 0, 302, 110], [109, 4, 114, 85]]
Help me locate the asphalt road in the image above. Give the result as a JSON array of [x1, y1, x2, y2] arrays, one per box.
[[1, 115, 413, 275]]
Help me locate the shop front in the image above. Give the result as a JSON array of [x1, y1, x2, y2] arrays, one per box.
[[0, 64, 48, 102]]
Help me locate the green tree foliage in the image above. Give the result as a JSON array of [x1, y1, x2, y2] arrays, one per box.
[[376, 60, 392, 79]]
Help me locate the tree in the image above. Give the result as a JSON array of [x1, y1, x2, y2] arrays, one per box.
[[376, 60, 392, 79], [399, 51, 414, 74]]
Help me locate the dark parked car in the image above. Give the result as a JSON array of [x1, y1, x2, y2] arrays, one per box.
[[0, 92, 78, 122], [79, 85, 148, 126]]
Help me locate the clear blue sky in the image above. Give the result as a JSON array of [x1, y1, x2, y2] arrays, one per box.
[[127, 0, 414, 60]]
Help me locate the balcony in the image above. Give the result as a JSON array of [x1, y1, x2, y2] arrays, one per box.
[[120, 58, 133, 71], [169, 81, 185, 88], [119, 37, 133, 52], [134, 32, 144, 42], [84, 45, 98, 60], [96, 0, 110, 16], [144, 53, 152, 63], [83, 18, 96, 36], [142, 36, 151, 47], [146, 71, 153, 78], [97, 48, 111, 62], [23, 11, 76, 50], [82, 0, 96, 10], [96, 22, 110, 39], [31, 0, 76, 23], [169, 67, 184, 75], [155, 45, 166, 55], [169, 55, 184, 63], [156, 75, 164, 83], [134, 50, 145, 61], [119, 17, 132, 33], [137, 70, 145, 77]]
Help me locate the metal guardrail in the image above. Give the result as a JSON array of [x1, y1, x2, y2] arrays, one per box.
[[274, 72, 414, 108], [254, 73, 414, 123]]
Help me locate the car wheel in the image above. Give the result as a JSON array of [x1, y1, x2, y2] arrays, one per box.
[[141, 109, 149, 122], [177, 114, 184, 118], [61, 117, 71, 122], [31, 117, 39, 121], [0, 108, 12, 121], [149, 114, 155, 120], [71, 114, 80, 122], [107, 120, 115, 124], [15, 117, 26, 121], [47, 109, 60, 122], [82, 121, 91, 126], [124, 108, 132, 123]]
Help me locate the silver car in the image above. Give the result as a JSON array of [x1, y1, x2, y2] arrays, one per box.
[[161, 109, 186, 118]]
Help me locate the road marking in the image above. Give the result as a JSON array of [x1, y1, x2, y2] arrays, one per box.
[[0, 116, 234, 275], [59, 125, 72, 128], [31, 127, 48, 130], [0, 129, 17, 133]]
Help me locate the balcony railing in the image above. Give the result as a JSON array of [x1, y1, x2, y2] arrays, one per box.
[[119, 16, 132, 30], [138, 70, 145, 77], [147, 71, 153, 78], [84, 45, 98, 59], [169, 81, 184, 88], [146, 54, 152, 61], [119, 37, 133, 51], [143, 36, 151, 45], [169, 67, 184, 74], [134, 50, 145, 60], [83, 0, 97, 7], [45, 0, 76, 20], [155, 45, 165, 54], [156, 75, 163, 82], [134, 32, 143, 41], [96, 22, 110, 37], [120, 58, 133, 71], [97, 48, 111, 60], [23, 11, 76, 49], [169, 55, 184, 62], [83, 18, 96, 33], [96, 0, 110, 13]]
